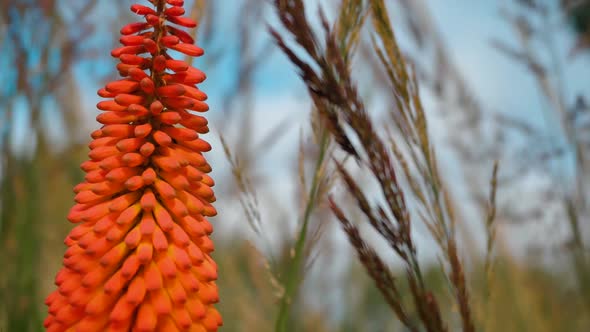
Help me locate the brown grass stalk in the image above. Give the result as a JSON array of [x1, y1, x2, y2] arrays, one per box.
[[270, 0, 479, 331]]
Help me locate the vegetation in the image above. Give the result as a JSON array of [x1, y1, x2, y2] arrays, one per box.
[[1, 0, 589, 331]]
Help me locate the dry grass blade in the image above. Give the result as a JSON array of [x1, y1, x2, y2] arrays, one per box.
[[219, 134, 263, 235], [328, 197, 418, 332], [368, 1, 477, 330], [334, 160, 407, 260], [336, 0, 370, 64], [483, 161, 499, 295]]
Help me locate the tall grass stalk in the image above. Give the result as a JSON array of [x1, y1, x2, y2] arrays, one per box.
[[275, 129, 330, 332], [270, 0, 481, 330]]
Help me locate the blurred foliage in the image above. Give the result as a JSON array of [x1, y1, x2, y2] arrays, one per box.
[[563, 0, 590, 34], [0, 1, 107, 330], [0, 0, 589, 331]]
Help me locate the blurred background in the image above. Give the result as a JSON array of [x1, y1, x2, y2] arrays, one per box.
[[1, 0, 590, 331]]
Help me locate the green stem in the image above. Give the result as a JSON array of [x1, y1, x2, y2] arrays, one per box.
[[275, 129, 329, 332]]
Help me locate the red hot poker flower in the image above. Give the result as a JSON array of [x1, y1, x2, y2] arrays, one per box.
[[44, 1, 222, 331]]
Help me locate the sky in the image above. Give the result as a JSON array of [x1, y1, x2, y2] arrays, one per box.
[[8, 0, 590, 153], [4, 0, 590, 260]]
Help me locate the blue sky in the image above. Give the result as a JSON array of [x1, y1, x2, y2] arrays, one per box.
[[5, 0, 590, 256], [9, 0, 589, 147], [5, 0, 589, 138]]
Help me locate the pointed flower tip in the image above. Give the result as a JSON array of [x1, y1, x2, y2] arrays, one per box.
[[45, 1, 221, 331]]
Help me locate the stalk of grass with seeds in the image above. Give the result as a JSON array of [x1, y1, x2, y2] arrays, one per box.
[[268, 1, 371, 330], [270, 0, 487, 331]]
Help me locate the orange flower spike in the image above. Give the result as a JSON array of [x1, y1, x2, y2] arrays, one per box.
[[45, 1, 221, 330]]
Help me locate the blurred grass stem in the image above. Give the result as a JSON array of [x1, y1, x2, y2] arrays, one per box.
[[275, 129, 330, 332]]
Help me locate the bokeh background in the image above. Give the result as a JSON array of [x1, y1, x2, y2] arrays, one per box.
[[1, 0, 590, 331]]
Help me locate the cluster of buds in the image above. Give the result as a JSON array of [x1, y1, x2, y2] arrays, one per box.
[[44, 1, 222, 331]]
